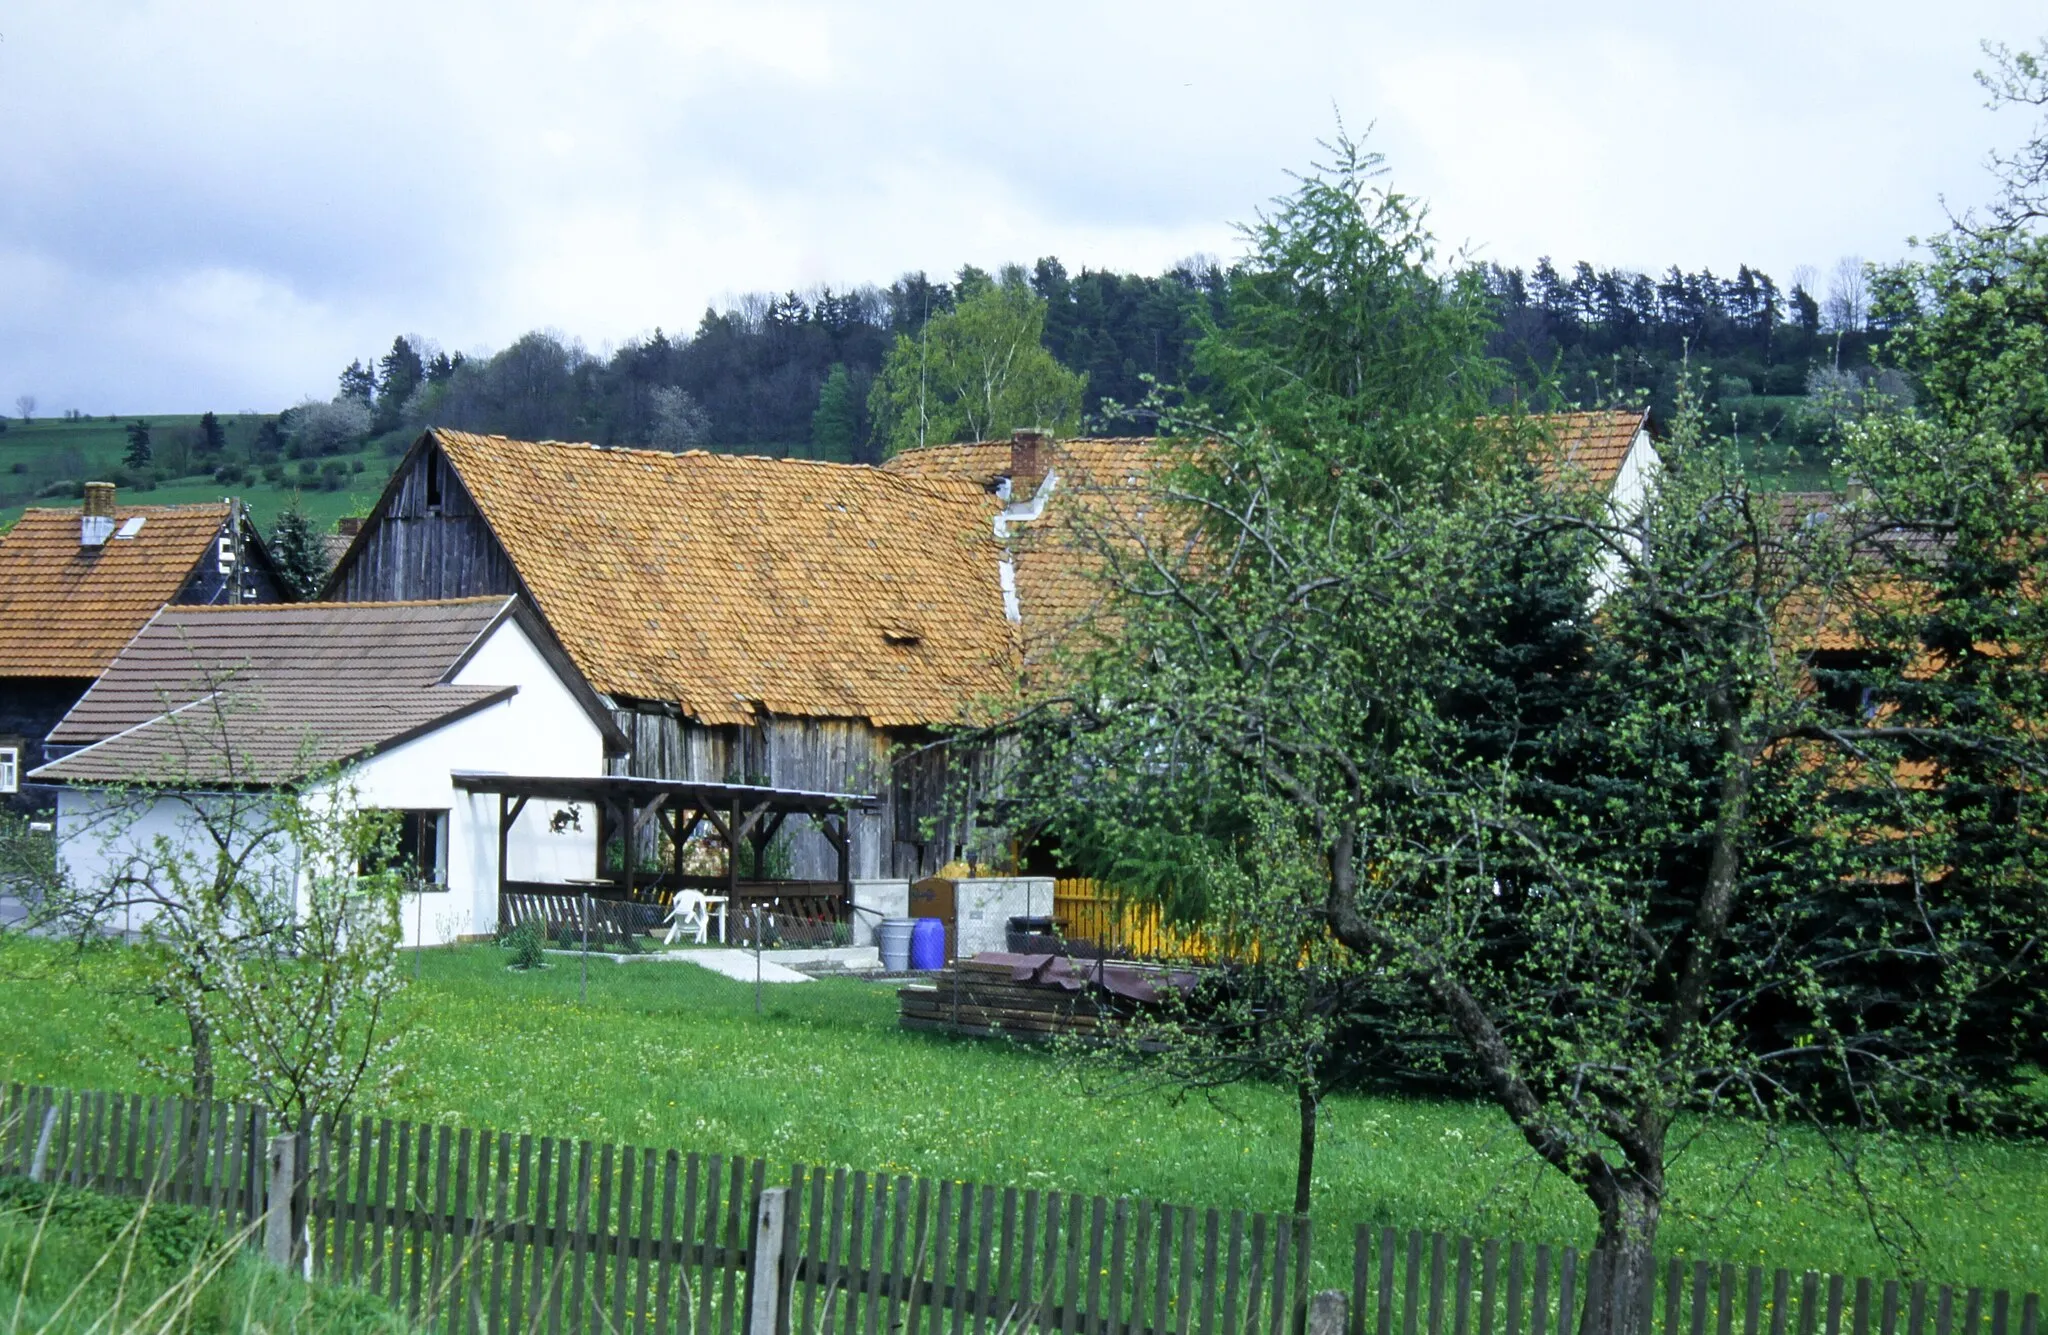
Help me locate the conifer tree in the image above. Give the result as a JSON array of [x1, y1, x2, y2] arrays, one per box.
[[123, 419, 153, 469], [810, 363, 860, 460], [269, 500, 329, 599]]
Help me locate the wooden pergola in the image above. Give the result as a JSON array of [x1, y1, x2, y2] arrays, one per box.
[[451, 771, 881, 926]]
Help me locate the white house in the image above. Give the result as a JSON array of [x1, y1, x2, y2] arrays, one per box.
[[32, 596, 627, 946]]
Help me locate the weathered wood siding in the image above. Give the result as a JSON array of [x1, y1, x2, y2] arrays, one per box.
[[610, 707, 990, 880], [329, 446, 520, 602]]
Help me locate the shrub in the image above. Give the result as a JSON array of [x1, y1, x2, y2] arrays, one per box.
[[286, 396, 372, 458], [501, 920, 545, 969]]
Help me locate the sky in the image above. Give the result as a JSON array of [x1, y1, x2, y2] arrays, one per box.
[[1, 1, 2041, 414]]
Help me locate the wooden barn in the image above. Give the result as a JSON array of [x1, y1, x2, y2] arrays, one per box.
[[324, 428, 1020, 881]]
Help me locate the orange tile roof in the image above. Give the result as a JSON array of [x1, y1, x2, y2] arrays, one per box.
[[887, 418, 1652, 668], [885, 437, 1183, 666], [0, 504, 228, 680], [429, 430, 1019, 728], [1529, 408, 1651, 493]]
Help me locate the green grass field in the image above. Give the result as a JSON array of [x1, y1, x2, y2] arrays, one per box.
[[0, 938, 2040, 1293], [0, 416, 393, 536]]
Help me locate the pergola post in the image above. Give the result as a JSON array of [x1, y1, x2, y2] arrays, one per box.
[[727, 798, 741, 904], [497, 792, 509, 932], [496, 793, 528, 932], [835, 812, 850, 903]]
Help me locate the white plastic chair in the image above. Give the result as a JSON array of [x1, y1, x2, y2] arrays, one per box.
[[664, 891, 711, 945]]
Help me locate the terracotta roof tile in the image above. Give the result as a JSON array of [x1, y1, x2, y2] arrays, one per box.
[[887, 437, 1185, 667], [1530, 409, 1651, 492], [0, 504, 229, 679], [431, 430, 1018, 728]]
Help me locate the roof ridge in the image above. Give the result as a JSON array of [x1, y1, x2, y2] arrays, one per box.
[[434, 428, 994, 509], [19, 501, 233, 516], [435, 427, 881, 473], [154, 595, 514, 613]]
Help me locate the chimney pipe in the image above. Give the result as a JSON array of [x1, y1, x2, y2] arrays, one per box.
[[1010, 428, 1051, 497], [80, 482, 116, 548]]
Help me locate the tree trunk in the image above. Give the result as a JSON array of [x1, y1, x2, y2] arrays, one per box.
[[1293, 1081, 1318, 1216], [1583, 1181, 1660, 1335], [187, 1008, 215, 1103]]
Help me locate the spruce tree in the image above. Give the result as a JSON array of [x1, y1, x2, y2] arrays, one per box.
[[123, 420, 152, 469], [810, 364, 860, 460], [269, 501, 330, 599], [197, 411, 227, 457]]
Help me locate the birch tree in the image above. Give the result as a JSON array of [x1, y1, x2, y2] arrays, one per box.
[[869, 268, 1085, 453]]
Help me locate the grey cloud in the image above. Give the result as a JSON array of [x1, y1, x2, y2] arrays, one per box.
[[1, 0, 2041, 410]]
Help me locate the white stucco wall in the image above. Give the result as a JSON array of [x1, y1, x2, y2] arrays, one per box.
[[53, 612, 610, 950], [1606, 425, 1659, 522], [951, 877, 1055, 957], [1592, 425, 1661, 598], [850, 878, 909, 945]]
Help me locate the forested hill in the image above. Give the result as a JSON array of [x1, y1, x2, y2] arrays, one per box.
[[324, 252, 1883, 467]]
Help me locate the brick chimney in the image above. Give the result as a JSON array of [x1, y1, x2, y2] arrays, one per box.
[[80, 482, 116, 548], [1010, 428, 1052, 497]]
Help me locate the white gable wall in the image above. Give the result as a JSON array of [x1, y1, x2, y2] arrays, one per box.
[[53, 610, 608, 950], [1591, 424, 1661, 599], [1606, 424, 1659, 522]]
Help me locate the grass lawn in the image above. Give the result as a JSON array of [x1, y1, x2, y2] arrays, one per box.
[[0, 939, 2041, 1293], [0, 1174, 412, 1334]]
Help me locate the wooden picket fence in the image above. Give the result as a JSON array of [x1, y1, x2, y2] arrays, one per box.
[[0, 1083, 2038, 1335]]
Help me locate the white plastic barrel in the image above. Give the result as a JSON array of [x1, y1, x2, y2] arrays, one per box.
[[878, 917, 917, 973]]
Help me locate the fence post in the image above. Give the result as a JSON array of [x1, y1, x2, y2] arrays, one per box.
[[1311, 1290, 1350, 1335], [746, 1186, 798, 1335], [27, 1104, 58, 1184], [263, 1132, 298, 1266]]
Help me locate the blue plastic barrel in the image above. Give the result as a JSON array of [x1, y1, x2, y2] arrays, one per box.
[[909, 917, 947, 971]]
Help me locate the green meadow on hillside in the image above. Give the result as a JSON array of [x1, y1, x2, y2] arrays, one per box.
[[0, 415, 391, 535]]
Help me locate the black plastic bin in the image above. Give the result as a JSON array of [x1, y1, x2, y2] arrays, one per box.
[[1006, 915, 1060, 954]]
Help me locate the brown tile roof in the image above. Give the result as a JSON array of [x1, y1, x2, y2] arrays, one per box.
[[0, 504, 229, 679], [35, 598, 518, 785], [429, 430, 1018, 728], [1530, 409, 1651, 493], [887, 437, 1188, 668], [886, 418, 1653, 667]]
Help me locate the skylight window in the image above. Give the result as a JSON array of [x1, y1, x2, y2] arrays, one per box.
[[115, 516, 146, 539]]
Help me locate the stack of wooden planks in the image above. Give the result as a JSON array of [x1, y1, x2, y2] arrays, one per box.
[[898, 951, 1189, 1040], [899, 959, 1105, 1040]]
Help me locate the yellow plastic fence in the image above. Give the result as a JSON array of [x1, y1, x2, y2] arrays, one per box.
[[1052, 878, 1223, 961]]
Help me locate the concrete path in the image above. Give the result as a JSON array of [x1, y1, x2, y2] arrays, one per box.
[[677, 949, 814, 984]]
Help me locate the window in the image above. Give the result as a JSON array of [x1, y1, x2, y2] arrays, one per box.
[[1811, 651, 1890, 724], [365, 809, 449, 889], [424, 457, 443, 510], [0, 746, 18, 795]]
